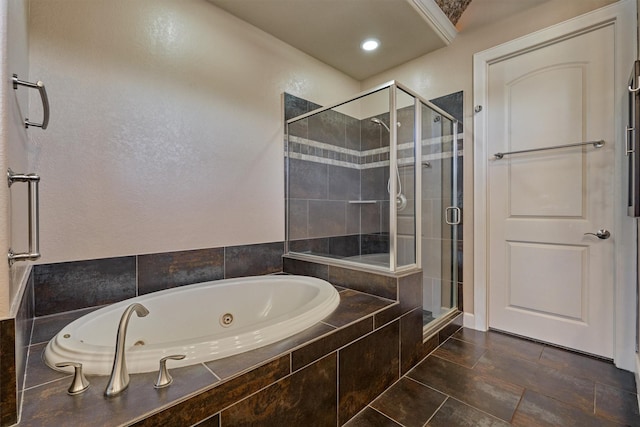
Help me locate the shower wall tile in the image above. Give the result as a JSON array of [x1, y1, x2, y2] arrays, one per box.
[[345, 115, 361, 151], [34, 257, 136, 317], [288, 237, 330, 255], [284, 93, 310, 121], [288, 158, 328, 200], [308, 200, 346, 238], [328, 235, 360, 258], [221, 354, 337, 426], [361, 233, 389, 255], [361, 167, 388, 200], [328, 165, 360, 200], [361, 116, 387, 151], [397, 106, 416, 144], [288, 199, 308, 240], [346, 203, 361, 235], [224, 241, 284, 279], [308, 109, 345, 148], [138, 247, 224, 295], [430, 91, 463, 130], [360, 203, 381, 234], [339, 320, 400, 424]]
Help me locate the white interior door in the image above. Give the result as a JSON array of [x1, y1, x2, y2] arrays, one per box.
[[486, 24, 615, 357]]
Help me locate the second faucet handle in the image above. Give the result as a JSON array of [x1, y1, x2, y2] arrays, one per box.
[[154, 354, 186, 389], [55, 362, 90, 395]]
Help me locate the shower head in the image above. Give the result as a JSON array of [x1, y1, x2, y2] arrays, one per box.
[[370, 118, 391, 133], [370, 118, 401, 133]]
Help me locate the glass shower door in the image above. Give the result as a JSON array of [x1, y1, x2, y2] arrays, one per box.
[[421, 103, 459, 328]]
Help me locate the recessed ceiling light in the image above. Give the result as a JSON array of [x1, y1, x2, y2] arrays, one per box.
[[361, 39, 380, 51]]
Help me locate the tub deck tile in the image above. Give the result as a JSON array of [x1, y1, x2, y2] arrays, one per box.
[[323, 290, 395, 328], [20, 363, 218, 427], [205, 322, 334, 380]]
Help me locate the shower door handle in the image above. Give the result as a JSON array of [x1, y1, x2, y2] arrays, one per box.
[[445, 207, 461, 225], [583, 229, 610, 240]]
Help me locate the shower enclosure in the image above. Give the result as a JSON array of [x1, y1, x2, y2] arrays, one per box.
[[285, 81, 459, 331]]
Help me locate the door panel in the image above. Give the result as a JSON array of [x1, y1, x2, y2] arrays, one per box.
[[487, 25, 614, 357]]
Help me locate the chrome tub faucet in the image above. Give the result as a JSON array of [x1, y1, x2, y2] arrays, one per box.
[[104, 303, 149, 397]]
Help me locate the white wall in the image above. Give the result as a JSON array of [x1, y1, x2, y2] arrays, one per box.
[[0, 0, 30, 318], [26, 0, 359, 265], [362, 0, 617, 313]]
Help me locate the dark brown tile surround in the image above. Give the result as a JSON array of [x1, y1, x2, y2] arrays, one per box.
[[18, 276, 426, 426]]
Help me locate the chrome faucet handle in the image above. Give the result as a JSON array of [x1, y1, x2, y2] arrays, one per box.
[[154, 354, 186, 389], [55, 362, 90, 395]]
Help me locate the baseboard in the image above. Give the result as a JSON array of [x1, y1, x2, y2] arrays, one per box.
[[463, 312, 475, 329]]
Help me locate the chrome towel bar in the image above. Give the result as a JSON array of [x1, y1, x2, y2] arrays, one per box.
[[493, 140, 605, 160], [7, 169, 41, 265], [12, 74, 50, 130]]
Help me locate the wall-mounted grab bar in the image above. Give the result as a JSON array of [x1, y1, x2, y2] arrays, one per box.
[[7, 169, 40, 265], [493, 140, 605, 160], [12, 74, 49, 130]]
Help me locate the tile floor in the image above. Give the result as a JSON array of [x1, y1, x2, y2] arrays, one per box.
[[346, 327, 640, 426]]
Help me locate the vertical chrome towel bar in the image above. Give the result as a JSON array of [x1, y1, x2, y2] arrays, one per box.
[[7, 169, 41, 265], [12, 74, 50, 130]]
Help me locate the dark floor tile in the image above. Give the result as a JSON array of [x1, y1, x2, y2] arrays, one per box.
[[138, 247, 224, 295], [408, 355, 523, 422], [339, 321, 400, 425], [433, 337, 486, 368], [221, 354, 337, 426], [453, 328, 544, 361], [427, 397, 510, 427], [474, 350, 595, 413], [513, 389, 624, 427], [344, 407, 403, 427], [539, 346, 636, 392], [370, 377, 446, 427], [595, 382, 640, 426], [322, 290, 395, 328]]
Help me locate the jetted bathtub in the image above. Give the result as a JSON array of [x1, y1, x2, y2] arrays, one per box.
[[45, 275, 340, 375]]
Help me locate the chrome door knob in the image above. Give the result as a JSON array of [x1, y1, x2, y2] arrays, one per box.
[[583, 229, 611, 239]]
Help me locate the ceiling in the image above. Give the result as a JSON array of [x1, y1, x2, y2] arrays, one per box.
[[208, 0, 551, 81]]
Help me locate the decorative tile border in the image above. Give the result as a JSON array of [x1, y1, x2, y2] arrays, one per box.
[[286, 135, 463, 170]]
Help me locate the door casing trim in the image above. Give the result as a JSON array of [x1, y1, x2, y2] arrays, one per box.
[[472, 0, 637, 370]]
